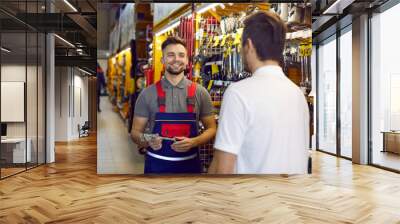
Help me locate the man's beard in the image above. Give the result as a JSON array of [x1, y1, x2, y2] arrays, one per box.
[[166, 67, 185, 75], [166, 62, 185, 75]]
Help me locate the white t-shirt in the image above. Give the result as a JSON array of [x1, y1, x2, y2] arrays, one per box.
[[214, 65, 309, 174]]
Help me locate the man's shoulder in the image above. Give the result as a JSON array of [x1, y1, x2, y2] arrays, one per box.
[[185, 80, 210, 98], [225, 77, 255, 94], [143, 83, 157, 93], [137, 83, 157, 100]]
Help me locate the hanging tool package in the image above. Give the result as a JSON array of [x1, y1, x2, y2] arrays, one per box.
[[195, 12, 251, 101], [179, 15, 195, 80]]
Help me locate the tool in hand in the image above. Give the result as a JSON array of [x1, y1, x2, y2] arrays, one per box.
[[143, 133, 176, 142]]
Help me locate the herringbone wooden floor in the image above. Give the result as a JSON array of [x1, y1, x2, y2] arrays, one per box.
[[1, 134, 400, 224]]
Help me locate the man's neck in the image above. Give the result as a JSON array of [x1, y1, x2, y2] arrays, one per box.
[[165, 73, 185, 86], [251, 60, 280, 73]]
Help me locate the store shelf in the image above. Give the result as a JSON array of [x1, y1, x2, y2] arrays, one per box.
[[287, 22, 312, 32]]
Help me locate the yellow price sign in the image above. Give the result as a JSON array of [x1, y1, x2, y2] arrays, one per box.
[[233, 28, 243, 45], [213, 35, 221, 47], [206, 36, 213, 47], [211, 64, 219, 75], [220, 35, 228, 46], [236, 28, 243, 36], [207, 80, 214, 91], [299, 43, 312, 57]]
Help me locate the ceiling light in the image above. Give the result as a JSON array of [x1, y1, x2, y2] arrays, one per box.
[[1, 47, 11, 53], [155, 9, 194, 37], [197, 3, 222, 14], [54, 34, 75, 48], [155, 20, 180, 36], [63, 0, 78, 12], [78, 68, 93, 76]]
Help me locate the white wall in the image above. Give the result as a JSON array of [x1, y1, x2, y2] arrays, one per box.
[[1, 65, 31, 138], [72, 71, 89, 139], [1, 65, 26, 81], [1, 64, 45, 164], [81, 75, 89, 123], [55, 67, 69, 141], [54, 67, 89, 141]]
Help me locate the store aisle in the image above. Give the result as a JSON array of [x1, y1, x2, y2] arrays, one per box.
[[97, 96, 144, 174]]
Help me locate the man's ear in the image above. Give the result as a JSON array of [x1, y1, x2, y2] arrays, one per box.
[[247, 38, 255, 54], [241, 38, 247, 50]]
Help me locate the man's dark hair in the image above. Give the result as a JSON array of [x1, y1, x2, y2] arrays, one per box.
[[161, 36, 187, 51], [242, 11, 287, 62]]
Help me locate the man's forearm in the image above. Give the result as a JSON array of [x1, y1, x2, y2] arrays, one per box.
[[208, 150, 236, 174], [192, 127, 216, 147], [208, 158, 217, 174], [131, 130, 148, 148]]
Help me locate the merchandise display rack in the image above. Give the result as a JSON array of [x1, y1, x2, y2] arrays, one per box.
[[106, 4, 154, 133], [105, 3, 313, 173]]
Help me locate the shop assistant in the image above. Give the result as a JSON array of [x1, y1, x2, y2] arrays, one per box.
[[208, 11, 310, 174], [131, 36, 216, 174]]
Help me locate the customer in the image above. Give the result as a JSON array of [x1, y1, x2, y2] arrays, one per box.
[[97, 63, 106, 112], [131, 36, 216, 174], [208, 11, 309, 174]]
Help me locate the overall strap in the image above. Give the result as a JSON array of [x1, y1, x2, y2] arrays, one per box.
[[156, 81, 166, 112], [187, 82, 196, 113], [156, 80, 197, 113]]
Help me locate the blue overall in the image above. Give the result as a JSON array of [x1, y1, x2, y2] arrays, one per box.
[[144, 81, 201, 174]]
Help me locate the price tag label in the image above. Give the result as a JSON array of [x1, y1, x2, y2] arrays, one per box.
[[213, 35, 220, 47], [207, 80, 214, 91], [299, 43, 312, 57], [211, 64, 219, 75], [207, 36, 213, 47], [220, 35, 228, 46], [233, 28, 243, 45]]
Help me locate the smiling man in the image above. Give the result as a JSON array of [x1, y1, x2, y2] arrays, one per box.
[[131, 36, 216, 174]]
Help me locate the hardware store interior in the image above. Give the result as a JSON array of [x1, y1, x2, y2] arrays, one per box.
[[97, 2, 314, 174], [0, 1, 399, 223], [97, 2, 400, 174]]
